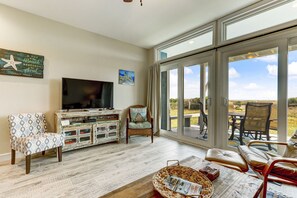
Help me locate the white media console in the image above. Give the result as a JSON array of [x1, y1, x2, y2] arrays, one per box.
[[55, 109, 121, 152]]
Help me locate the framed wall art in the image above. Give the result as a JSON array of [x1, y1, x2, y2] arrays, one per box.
[[0, 48, 44, 78], [119, 69, 135, 85]]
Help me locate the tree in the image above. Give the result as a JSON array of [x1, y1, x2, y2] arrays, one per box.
[[288, 97, 297, 105]]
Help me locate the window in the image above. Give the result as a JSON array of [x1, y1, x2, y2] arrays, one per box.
[[227, 47, 279, 147], [156, 24, 215, 61], [220, 0, 297, 43]]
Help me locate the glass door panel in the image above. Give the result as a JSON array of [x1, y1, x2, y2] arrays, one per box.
[[288, 44, 297, 139], [183, 63, 209, 141], [161, 69, 179, 132], [227, 47, 279, 150]]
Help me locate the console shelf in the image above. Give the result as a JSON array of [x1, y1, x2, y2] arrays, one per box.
[[55, 109, 121, 152]]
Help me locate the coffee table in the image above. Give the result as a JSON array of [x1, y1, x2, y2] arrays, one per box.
[[101, 156, 263, 198]]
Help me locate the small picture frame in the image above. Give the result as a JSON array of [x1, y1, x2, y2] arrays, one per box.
[[119, 69, 135, 85]]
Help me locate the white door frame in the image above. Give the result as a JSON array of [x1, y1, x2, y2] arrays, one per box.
[[160, 50, 216, 148], [216, 32, 294, 150]]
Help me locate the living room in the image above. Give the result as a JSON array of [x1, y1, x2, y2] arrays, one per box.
[[0, 0, 296, 197]]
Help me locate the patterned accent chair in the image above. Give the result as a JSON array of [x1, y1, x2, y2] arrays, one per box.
[[126, 105, 153, 144], [8, 113, 64, 174]]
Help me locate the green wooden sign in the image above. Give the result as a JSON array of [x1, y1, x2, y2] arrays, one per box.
[[0, 48, 44, 78]]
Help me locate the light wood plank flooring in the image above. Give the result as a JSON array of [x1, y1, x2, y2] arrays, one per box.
[[0, 136, 206, 198]]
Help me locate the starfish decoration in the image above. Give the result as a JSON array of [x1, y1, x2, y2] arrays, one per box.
[[1, 55, 22, 71]]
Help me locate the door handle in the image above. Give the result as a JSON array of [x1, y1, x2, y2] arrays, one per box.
[[223, 97, 229, 106]]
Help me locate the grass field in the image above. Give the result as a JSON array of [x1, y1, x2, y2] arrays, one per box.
[[169, 101, 297, 138]]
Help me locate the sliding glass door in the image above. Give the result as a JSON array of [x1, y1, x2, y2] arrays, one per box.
[[288, 39, 297, 139], [161, 51, 215, 147], [218, 36, 296, 151]]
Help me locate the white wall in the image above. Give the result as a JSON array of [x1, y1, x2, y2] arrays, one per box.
[[0, 4, 148, 154]]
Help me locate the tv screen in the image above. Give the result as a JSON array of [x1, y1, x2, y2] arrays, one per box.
[[62, 78, 113, 110]]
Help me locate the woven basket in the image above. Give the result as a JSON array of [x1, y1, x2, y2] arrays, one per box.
[[152, 161, 214, 198]]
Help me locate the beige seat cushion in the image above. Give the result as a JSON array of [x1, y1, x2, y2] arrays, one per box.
[[238, 145, 269, 170], [206, 148, 248, 172], [238, 146, 297, 180]]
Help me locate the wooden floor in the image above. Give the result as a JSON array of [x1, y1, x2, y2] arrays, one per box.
[[0, 136, 206, 198]]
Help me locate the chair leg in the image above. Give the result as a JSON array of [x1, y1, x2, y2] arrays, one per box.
[[42, 151, 45, 156], [26, 155, 31, 174], [11, 149, 16, 165], [240, 129, 244, 145], [266, 132, 272, 150], [261, 175, 269, 198], [57, 146, 62, 162], [151, 132, 153, 143]]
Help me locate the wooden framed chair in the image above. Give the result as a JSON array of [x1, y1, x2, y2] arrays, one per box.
[[8, 113, 64, 174], [126, 105, 153, 144], [238, 130, 297, 197], [239, 102, 272, 145], [206, 130, 297, 197]]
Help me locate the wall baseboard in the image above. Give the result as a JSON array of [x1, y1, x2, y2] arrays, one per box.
[[0, 152, 24, 163], [0, 152, 10, 162]]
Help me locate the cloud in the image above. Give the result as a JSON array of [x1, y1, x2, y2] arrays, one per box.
[[267, 64, 277, 76], [267, 62, 297, 76], [229, 81, 237, 88], [289, 61, 297, 76], [169, 71, 178, 98], [244, 83, 261, 90], [229, 67, 240, 78], [184, 67, 193, 75], [256, 55, 278, 63]]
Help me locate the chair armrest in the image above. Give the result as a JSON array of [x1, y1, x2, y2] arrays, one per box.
[[126, 112, 130, 124], [147, 110, 152, 123], [262, 157, 297, 177], [248, 140, 288, 147]]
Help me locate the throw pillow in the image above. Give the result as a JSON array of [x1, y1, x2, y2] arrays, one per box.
[[130, 107, 147, 123], [284, 130, 297, 158]]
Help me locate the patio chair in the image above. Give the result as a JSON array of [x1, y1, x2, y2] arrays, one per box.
[[198, 102, 208, 138], [239, 102, 272, 146], [126, 105, 153, 144]]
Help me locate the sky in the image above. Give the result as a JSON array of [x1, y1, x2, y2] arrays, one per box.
[[169, 65, 208, 99], [229, 49, 297, 100], [169, 48, 297, 101]]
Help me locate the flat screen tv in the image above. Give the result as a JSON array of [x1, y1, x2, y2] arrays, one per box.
[[62, 78, 113, 110]]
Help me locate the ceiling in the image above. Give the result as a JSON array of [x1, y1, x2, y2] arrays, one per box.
[[0, 0, 260, 49]]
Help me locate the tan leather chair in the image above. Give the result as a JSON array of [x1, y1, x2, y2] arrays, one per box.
[[238, 130, 297, 197], [126, 105, 153, 144], [206, 130, 297, 198]]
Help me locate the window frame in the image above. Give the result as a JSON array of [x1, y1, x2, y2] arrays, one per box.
[[154, 22, 216, 63], [218, 0, 297, 46]]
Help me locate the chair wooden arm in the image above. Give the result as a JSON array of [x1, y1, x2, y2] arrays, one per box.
[[248, 140, 288, 147], [126, 112, 130, 125], [261, 157, 297, 198], [263, 157, 297, 176], [147, 110, 152, 123]]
